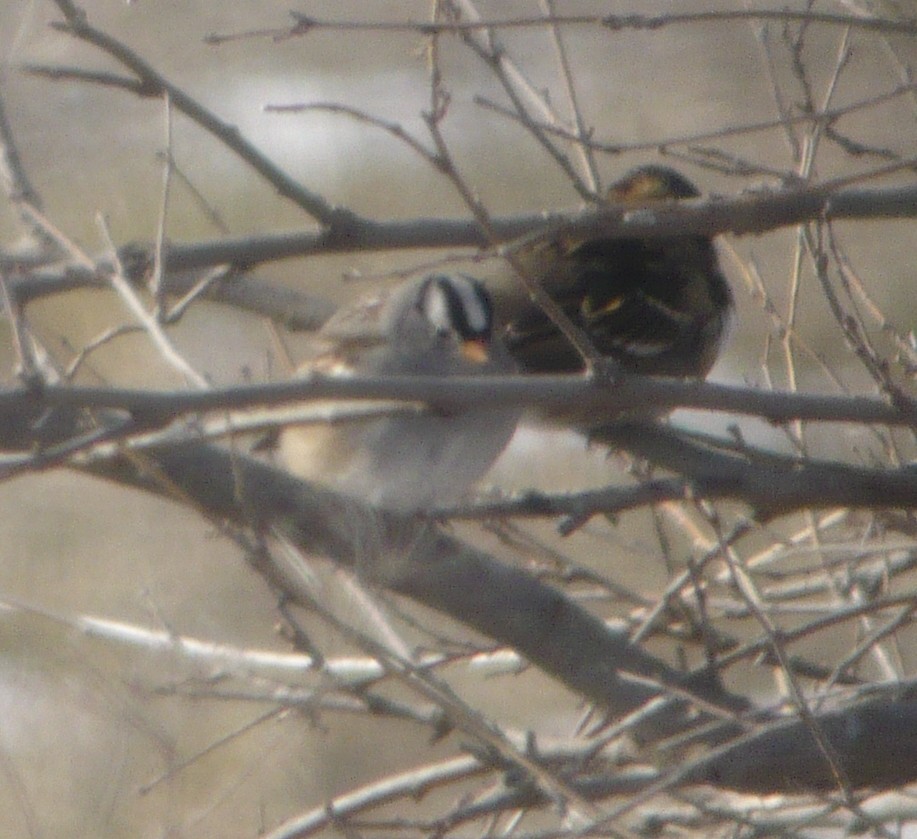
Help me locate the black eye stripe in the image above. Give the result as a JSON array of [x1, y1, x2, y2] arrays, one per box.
[[454, 274, 493, 337]]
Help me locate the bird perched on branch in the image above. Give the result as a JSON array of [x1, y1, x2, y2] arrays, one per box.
[[273, 273, 521, 512], [497, 164, 733, 383]]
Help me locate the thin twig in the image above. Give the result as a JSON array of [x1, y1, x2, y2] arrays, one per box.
[[95, 213, 209, 389], [0, 269, 38, 384], [265, 101, 438, 163], [151, 90, 173, 314], [64, 325, 145, 380], [541, 0, 601, 192], [265, 566, 609, 825], [204, 9, 917, 43], [0, 89, 58, 257], [475, 80, 917, 154], [447, 0, 597, 202], [719, 538, 865, 814], [261, 755, 484, 839], [48, 0, 354, 228]]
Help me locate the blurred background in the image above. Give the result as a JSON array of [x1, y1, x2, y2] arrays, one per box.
[[0, 1, 916, 836]]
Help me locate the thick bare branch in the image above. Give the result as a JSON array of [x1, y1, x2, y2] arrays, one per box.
[[72, 437, 745, 727], [2, 179, 911, 403], [58, 428, 917, 797], [0, 372, 911, 428], [5, 180, 912, 304]]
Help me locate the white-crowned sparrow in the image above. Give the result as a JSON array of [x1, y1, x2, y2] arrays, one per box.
[[498, 164, 733, 381], [276, 273, 520, 512]]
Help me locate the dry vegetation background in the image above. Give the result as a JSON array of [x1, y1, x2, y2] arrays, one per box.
[[1, 1, 917, 838]]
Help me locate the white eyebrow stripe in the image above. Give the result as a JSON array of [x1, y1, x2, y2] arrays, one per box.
[[422, 278, 453, 333]]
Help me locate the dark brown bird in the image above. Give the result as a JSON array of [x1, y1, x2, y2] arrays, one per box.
[[499, 165, 733, 381]]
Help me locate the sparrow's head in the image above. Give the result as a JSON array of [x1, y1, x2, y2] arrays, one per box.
[[416, 273, 495, 364], [607, 165, 701, 203]]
